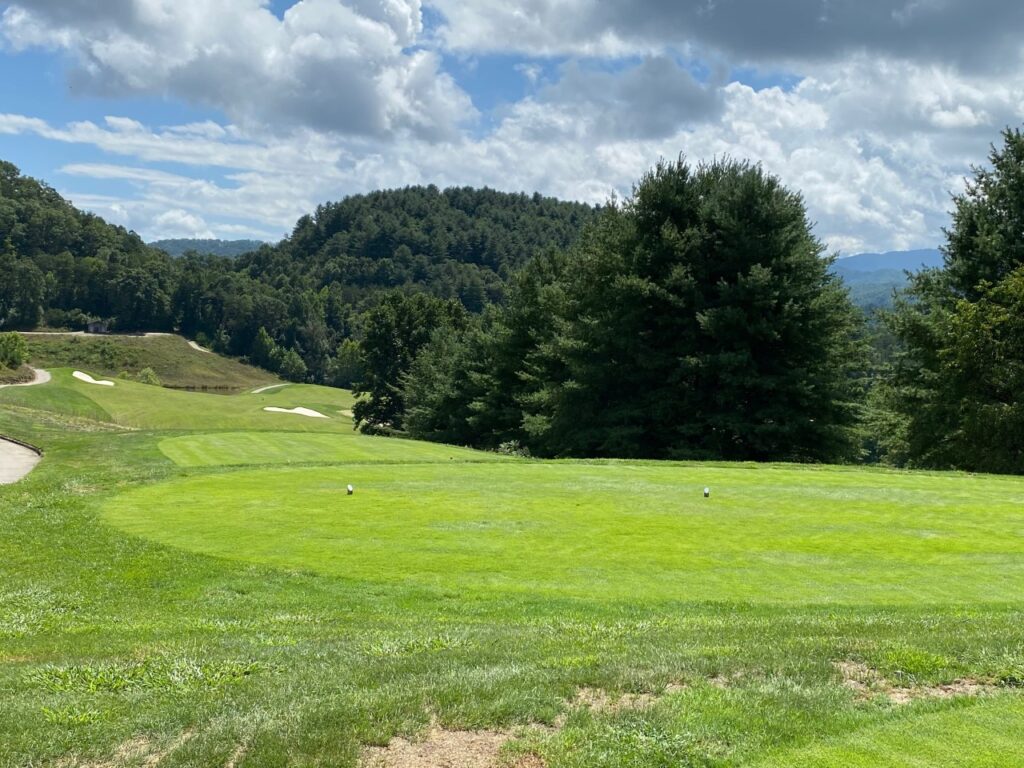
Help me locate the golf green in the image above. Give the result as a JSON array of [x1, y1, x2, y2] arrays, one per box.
[[104, 461, 1024, 604]]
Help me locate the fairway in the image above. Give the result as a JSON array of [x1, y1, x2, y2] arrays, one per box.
[[159, 431, 503, 467], [104, 461, 1024, 603], [754, 697, 1024, 766], [5, 365, 1024, 768]]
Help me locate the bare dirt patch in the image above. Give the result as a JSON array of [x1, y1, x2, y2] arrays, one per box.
[[360, 683, 693, 768], [551, 682, 687, 728], [361, 723, 513, 768], [60, 730, 196, 768], [224, 742, 248, 768], [836, 661, 999, 705]]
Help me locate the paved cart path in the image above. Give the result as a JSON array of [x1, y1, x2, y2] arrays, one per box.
[[0, 437, 41, 484]]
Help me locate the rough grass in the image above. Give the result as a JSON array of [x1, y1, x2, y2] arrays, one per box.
[[0, 364, 34, 385], [2, 359, 1024, 767], [23, 333, 279, 392]]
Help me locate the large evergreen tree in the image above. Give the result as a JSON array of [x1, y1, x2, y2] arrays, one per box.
[[353, 292, 466, 431], [880, 128, 1024, 473], [406, 159, 867, 461]]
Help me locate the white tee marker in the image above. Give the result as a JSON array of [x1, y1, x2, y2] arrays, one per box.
[[347, 484, 354, 496], [704, 487, 711, 498]]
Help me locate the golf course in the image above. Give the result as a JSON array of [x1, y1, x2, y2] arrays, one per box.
[[2, 342, 1023, 767]]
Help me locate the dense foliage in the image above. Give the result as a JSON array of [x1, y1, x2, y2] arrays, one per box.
[[150, 239, 265, 258], [878, 129, 1024, 473], [402, 159, 868, 462], [0, 161, 595, 384], [9, 130, 1024, 471], [0, 161, 172, 331], [0, 331, 27, 369]]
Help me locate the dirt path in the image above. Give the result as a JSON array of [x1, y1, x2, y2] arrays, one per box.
[[0, 437, 41, 485], [187, 340, 213, 353], [0, 368, 51, 389]]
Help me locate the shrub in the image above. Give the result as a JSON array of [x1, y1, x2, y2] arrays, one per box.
[[136, 367, 162, 386], [0, 331, 28, 368]]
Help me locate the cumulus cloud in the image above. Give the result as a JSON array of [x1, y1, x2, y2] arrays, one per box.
[[532, 57, 723, 141], [151, 208, 215, 239], [432, 0, 1024, 71], [0, 0, 474, 139], [3, 1, 1023, 253]]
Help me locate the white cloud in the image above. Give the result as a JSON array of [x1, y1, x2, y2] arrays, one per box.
[[3, 2, 1024, 253], [430, 0, 1024, 71], [151, 209, 215, 239], [1, 0, 474, 140]]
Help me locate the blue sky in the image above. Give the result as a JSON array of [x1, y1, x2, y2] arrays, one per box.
[[1, 0, 1020, 251]]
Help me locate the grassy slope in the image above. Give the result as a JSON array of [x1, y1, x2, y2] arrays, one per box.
[[0, 364, 34, 385], [24, 333, 279, 392], [2, 368, 1024, 767]]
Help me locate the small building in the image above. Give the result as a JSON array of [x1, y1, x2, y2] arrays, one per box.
[[86, 320, 110, 334]]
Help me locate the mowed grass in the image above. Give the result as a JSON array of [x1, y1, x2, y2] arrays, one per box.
[[754, 697, 1024, 766], [3, 359, 1024, 767], [2, 369, 359, 431], [160, 431, 502, 467], [104, 461, 1024, 603]]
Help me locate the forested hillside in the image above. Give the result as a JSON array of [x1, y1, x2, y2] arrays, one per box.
[[239, 186, 598, 311], [150, 238, 265, 258], [7, 127, 1024, 474], [0, 160, 174, 331], [0, 161, 596, 384]]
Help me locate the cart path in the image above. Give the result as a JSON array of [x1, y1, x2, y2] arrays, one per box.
[[0, 437, 41, 484], [0, 368, 51, 389]]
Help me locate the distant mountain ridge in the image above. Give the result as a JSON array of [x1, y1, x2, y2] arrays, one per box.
[[149, 238, 266, 258], [834, 249, 943, 272], [831, 249, 942, 310]]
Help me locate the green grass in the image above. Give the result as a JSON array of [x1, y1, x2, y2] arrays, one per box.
[[3, 369, 358, 431], [24, 333, 279, 392], [105, 462, 1024, 604], [754, 697, 1024, 766], [159, 431, 502, 467], [2, 354, 1024, 767]]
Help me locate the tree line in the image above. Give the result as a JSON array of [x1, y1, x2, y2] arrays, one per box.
[[3, 130, 1024, 473], [0, 161, 596, 385]]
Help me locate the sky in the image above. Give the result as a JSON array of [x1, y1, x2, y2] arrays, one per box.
[[1, 1, 1022, 252]]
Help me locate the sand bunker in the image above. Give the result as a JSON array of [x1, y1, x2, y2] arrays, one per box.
[[73, 371, 115, 387], [263, 406, 328, 419]]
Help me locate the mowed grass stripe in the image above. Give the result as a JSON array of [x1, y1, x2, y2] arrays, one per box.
[[754, 696, 1024, 766], [103, 462, 1024, 604], [159, 431, 503, 467]]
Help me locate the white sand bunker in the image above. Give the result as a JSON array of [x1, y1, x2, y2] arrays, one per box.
[[263, 406, 329, 419], [73, 371, 115, 387]]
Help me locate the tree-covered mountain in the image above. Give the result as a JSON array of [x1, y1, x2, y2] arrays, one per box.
[[150, 238, 266, 258], [238, 186, 599, 311], [0, 160, 175, 331], [831, 249, 942, 310], [0, 161, 598, 384]]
